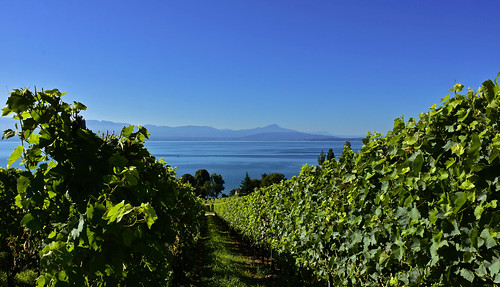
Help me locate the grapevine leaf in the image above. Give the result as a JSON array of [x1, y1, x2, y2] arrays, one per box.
[[459, 268, 475, 283], [21, 213, 34, 226], [451, 144, 465, 156], [2, 129, 15, 139], [86, 203, 94, 220], [438, 170, 448, 179], [443, 140, 456, 151], [409, 206, 420, 220], [7, 145, 24, 168], [495, 273, 500, 284], [123, 167, 139, 186], [475, 264, 488, 277], [1, 106, 12, 116], [21, 213, 43, 232], [430, 242, 439, 266], [445, 157, 456, 169], [489, 258, 500, 276], [103, 201, 125, 223], [480, 228, 497, 249], [17, 175, 31, 194], [474, 205, 484, 220], [453, 192, 467, 213], [118, 205, 134, 222], [121, 125, 135, 138], [36, 275, 46, 287], [71, 214, 85, 239], [73, 101, 87, 111], [413, 152, 424, 174], [459, 180, 475, 190], [141, 203, 158, 229], [138, 125, 150, 139], [87, 227, 97, 250]]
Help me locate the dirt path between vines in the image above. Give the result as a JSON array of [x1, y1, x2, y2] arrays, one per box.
[[176, 212, 296, 287]]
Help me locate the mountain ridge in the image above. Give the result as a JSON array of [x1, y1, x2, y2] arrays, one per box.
[[86, 120, 361, 141], [0, 118, 362, 141]]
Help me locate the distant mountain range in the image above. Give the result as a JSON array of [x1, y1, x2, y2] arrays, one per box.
[[0, 118, 361, 141], [86, 120, 361, 141]]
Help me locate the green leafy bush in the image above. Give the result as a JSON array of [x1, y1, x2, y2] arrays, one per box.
[[1, 88, 204, 286], [215, 74, 500, 286]]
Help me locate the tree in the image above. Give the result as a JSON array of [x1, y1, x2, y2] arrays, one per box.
[[239, 172, 252, 195], [195, 169, 210, 186], [180, 173, 195, 186], [261, 173, 286, 187], [317, 150, 326, 165], [194, 169, 210, 198], [239, 172, 260, 195], [249, 179, 261, 192], [209, 173, 225, 198], [327, 148, 335, 161], [185, 170, 225, 198]]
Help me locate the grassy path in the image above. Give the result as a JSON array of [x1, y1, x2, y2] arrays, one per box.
[[178, 212, 293, 287]]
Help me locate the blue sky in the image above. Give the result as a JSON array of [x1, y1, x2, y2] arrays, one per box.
[[1, 1, 499, 136]]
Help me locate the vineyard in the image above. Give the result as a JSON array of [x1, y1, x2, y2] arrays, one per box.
[[1, 74, 499, 286], [214, 74, 500, 286], [0, 89, 204, 286]]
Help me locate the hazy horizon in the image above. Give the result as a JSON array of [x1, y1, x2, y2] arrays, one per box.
[[0, 117, 364, 139]]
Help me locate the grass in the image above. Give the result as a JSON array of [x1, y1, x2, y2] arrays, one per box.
[[178, 212, 297, 287]]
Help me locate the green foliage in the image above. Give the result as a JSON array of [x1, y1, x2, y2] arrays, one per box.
[[0, 271, 7, 287], [318, 148, 335, 166], [181, 170, 225, 198], [215, 75, 500, 286], [180, 173, 195, 186], [0, 169, 23, 250], [13, 269, 37, 287], [260, 173, 286, 188], [239, 172, 252, 196], [1, 88, 204, 286], [237, 173, 286, 196], [209, 173, 225, 198], [317, 149, 326, 165], [0, 252, 7, 269], [239, 172, 261, 196], [195, 169, 210, 187], [326, 148, 335, 161], [0, 168, 39, 286]]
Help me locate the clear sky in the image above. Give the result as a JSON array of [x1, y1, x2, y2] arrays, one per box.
[[1, 1, 499, 136]]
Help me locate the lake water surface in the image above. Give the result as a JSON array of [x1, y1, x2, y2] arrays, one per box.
[[0, 140, 362, 195]]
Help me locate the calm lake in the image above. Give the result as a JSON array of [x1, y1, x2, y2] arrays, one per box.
[[0, 140, 362, 195]]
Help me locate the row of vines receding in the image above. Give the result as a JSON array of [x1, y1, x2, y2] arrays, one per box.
[[214, 74, 500, 286]]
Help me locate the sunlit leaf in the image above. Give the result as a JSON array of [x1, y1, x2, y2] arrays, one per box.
[[459, 268, 475, 282], [7, 145, 24, 168], [121, 125, 135, 138]]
